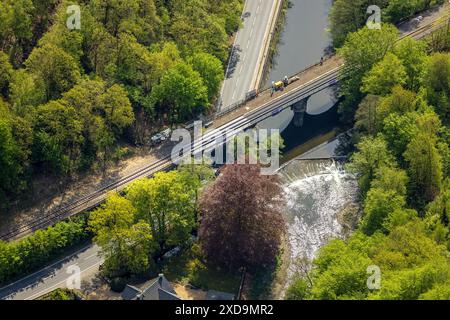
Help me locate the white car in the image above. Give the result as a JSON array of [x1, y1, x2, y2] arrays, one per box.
[[151, 134, 163, 144], [412, 16, 424, 25], [151, 128, 173, 145], [160, 128, 172, 139]]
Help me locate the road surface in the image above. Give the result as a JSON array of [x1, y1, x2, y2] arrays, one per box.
[[0, 7, 448, 301], [220, 0, 279, 111], [0, 65, 342, 300], [0, 244, 102, 300], [2, 5, 448, 243]]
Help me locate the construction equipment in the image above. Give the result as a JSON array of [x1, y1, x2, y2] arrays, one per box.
[[274, 81, 284, 91]]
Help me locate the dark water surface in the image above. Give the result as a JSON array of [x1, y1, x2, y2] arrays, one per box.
[[258, 0, 336, 153], [266, 0, 333, 86]]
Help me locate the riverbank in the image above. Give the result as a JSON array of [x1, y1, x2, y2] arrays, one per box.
[[219, 0, 283, 111], [264, 0, 333, 88], [277, 156, 360, 298], [257, 0, 290, 90]]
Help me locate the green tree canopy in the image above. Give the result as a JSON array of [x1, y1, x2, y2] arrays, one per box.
[[125, 171, 200, 254], [32, 101, 84, 174], [424, 52, 450, 124], [89, 192, 154, 277], [394, 38, 427, 90], [347, 135, 396, 194], [361, 188, 406, 235], [362, 53, 407, 96], [337, 24, 398, 122], [0, 51, 13, 97], [0, 112, 26, 201], [25, 44, 81, 101], [151, 62, 209, 123], [404, 132, 443, 206], [189, 52, 224, 100]]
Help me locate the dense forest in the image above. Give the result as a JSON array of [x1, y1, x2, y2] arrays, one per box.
[[286, 0, 450, 299], [0, 0, 449, 300], [329, 0, 446, 48], [0, 0, 244, 209]]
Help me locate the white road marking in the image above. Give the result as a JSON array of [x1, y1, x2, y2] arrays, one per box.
[[0, 244, 94, 292], [24, 261, 103, 301], [84, 253, 98, 261]]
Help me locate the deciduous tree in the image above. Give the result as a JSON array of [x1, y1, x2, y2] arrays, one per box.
[[151, 62, 208, 123], [189, 52, 224, 100], [337, 24, 398, 122], [404, 132, 443, 206], [347, 136, 396, 194], [125, 171, 199, 255], [89, 193, 154, 277], [198, 164, 285, 270], [25, 44, 81, 101], [362, 53, 407, 96]]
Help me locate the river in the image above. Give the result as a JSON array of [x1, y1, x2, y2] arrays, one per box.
[[266, 0, 333, 86], [260, 0, 361, 298], [257, 0, 337, 156]]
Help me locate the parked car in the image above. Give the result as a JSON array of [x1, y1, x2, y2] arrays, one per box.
[[412, 15, 424, 26], [150, 128, 173, 145]]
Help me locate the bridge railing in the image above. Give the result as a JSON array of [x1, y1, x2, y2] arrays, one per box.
[[259, 53, 335, 92], [207, 54, 336, 123], [210, 10, 450, 123]]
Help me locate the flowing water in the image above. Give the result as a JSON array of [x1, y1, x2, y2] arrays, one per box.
[[277, 160, 359, 294], [256, 0, 362, 298]]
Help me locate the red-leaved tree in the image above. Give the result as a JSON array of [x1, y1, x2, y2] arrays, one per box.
[[199, 164, 285, 271]]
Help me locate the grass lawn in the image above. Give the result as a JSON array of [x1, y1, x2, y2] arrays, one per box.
[[159, 243, 241, 295]]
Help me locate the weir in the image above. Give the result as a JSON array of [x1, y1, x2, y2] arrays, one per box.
[[277, 157, 360, 295]]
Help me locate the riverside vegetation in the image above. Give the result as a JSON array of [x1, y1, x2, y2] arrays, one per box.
[[286, 0, 450, 300], [0, 0, 244, 210]]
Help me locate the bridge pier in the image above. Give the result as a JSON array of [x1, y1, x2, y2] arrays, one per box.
[[291, 96, 310, 127]]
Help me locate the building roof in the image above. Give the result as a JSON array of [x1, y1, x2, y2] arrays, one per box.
[[121, 285, 141, 300], [141, 275, 180, 300], [122, 274, 181, 301]]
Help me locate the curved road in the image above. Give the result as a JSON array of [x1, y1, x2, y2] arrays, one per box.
[[0, 65, 341, 300], [0, 244, 102, 300], [0, 4, 448, 300]]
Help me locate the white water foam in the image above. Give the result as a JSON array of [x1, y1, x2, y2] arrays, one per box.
[[280, 161, 359, 294]]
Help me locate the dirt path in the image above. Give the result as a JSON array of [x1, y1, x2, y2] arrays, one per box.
[[2, 2, 448, 238], [0, 142, 176, 235]]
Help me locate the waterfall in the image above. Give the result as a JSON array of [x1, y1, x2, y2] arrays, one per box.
[[277, 159, 360, 295]]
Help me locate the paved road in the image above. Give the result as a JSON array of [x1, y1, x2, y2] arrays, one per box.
[[0, 7, 447, 301], [0, 244, 102, 300], [3, 2, 447, 243], [0, 65, 341, 300], [220, 0, 278, 111]]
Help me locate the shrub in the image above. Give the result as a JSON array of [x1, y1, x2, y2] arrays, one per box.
[[110, 277, 127, 293], [0, 218, 89, 285]]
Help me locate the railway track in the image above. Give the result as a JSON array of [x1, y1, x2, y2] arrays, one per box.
[[1, 13, 448, 241], [1, 68, 340, 241]]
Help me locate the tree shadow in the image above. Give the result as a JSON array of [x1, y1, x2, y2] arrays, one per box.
[[226, 45, 242, 79], [0, 244, 93, 300]]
